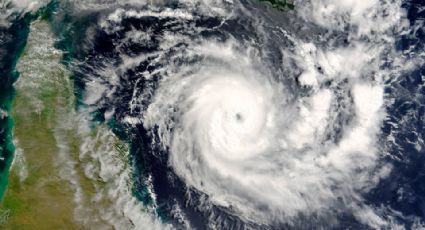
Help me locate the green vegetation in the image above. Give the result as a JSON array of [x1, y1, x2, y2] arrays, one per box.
[[0, 13, 34, 201], [0, 18, 137, 229], [0, 19, 84, 230]]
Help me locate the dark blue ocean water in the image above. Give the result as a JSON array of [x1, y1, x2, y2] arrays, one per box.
[[0, 0, 424, 229]]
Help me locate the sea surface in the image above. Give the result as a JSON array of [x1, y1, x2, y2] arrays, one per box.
[[0, 0, 424, 229]]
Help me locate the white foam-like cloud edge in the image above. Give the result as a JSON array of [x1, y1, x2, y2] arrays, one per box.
[[0, 109, 8, 119], [141, 37, 393, 225], [8, 0, 44, 11], [12, 18, 168, 229], [69, 0, 234, 19], [0, 0, 47, 27], [0, 0, 234, 28], [294, 0, 409, 37], [34, 0, 422, 228], [125, 0, 423, 228], [53, 109, 171, 230], [10, 139, 29, 183]]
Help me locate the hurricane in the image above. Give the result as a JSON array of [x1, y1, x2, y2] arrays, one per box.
[[0, 0, 424, 229]]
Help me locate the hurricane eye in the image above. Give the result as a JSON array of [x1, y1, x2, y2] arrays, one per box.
[[235, 113, 243, 122]]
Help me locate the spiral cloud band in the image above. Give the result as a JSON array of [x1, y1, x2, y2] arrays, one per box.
[[143, 38, 388, 224], [2, 0, 424, 228], [49, 0, 419, 228]]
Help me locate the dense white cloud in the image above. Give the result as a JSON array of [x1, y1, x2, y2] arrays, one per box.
[[17, 0, 410, 228], [138, 0, 408, 227]]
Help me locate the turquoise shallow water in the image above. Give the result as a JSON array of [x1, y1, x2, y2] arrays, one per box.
[[0, 2, 69, 200], [0, 1, 61, 198], [1, 1, 425, 229], [0, 14, 33, 200]]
